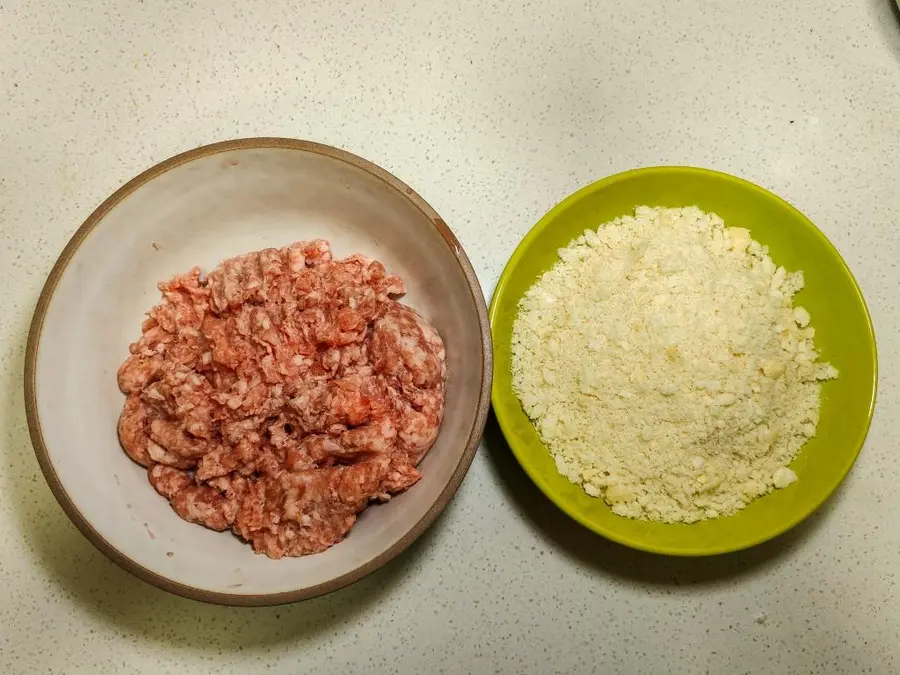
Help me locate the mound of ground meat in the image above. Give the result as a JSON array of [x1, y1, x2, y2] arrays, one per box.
[[116, 240, 446, 558]]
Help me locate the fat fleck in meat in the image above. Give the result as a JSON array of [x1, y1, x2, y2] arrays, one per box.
[[117, 240, 446, 559]]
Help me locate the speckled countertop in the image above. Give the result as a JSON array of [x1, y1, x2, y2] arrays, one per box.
[[2, 1, 900, 673]]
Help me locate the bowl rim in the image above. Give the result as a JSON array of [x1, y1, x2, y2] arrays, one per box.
[[24, 137, 493, 605], [490, 165, 878, 556]]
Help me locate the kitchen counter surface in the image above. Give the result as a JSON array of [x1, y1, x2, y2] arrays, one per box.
[[2, 0, 899, 672]]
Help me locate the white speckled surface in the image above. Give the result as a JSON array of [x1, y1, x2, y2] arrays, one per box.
[[2, 0, 899, 672]]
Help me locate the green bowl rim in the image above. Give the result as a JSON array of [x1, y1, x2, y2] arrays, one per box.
[[489, 165, 878, 556]]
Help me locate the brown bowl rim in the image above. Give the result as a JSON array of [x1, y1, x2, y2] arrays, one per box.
[[23, 137, 493, 606]]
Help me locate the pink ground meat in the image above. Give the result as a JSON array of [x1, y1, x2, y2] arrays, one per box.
[[117, 240, 446, 558]]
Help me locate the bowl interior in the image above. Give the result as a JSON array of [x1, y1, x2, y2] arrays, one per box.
[[490, 167, 876, 555], [30, 143, 488, 600]]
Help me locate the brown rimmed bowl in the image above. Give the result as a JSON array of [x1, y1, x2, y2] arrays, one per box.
[[25, 138, 492, 606]]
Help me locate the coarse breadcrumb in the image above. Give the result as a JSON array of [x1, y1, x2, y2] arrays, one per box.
[[511, 206, 837, 523]]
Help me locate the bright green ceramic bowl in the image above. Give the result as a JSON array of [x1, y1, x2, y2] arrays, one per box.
[[490, 166, 877, 556]]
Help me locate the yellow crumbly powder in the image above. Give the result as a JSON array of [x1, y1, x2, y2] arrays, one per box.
[[511, 206, 838, 523]]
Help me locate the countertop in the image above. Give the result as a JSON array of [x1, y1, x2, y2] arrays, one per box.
[[2, 0, 899, 673]]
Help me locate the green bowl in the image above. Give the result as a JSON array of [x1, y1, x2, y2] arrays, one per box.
[[490, 166, 877, 556]]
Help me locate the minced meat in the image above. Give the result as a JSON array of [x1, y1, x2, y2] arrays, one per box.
[[117, 240, 446, 558]]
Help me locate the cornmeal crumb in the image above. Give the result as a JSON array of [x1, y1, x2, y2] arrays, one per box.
[[511, 206, 837, 523]]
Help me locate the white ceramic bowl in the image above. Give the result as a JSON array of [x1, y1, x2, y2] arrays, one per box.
[[25, 138, 491, 605]]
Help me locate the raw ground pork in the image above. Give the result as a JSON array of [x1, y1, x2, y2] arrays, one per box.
[[117, 240, 446, 558]]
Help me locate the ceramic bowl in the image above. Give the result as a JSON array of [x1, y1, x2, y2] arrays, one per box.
[[25, 138, 492, 605], [490, 166, 876, 556]]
